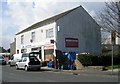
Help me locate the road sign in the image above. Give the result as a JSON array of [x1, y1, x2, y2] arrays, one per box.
[[111, 30, 116, 75], [111, 30, 116, 45]]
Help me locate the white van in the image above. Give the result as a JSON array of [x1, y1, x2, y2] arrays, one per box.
[[9, 54, 22, 66]]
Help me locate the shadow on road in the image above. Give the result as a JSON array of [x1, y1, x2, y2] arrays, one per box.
[[23, 68, 53, 72]]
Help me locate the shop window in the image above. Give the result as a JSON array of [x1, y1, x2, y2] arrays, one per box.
[[31, 47, 41, 52], [45, 49, 54, 55]]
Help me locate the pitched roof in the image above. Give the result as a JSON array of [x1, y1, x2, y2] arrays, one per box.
[[16, 6, 81, 35]]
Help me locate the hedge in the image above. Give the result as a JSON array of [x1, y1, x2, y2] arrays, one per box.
[[77, 54, 120, 66]]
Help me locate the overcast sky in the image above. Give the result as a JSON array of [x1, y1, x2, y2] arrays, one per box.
[[1, 0, 108, 49]]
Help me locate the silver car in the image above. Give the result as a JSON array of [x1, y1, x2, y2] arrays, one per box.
[[16, 56, 41, 71], [0, 55, 6, 65]]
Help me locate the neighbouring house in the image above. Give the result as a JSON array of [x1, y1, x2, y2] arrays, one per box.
[[102, 33, 120, 45], [15, 6, 101, 61], [102, 32, 120, 52], [10, 38, 16, 56]]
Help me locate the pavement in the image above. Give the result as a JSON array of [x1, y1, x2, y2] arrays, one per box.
[[0, 66, 2, 83], [41, 66, 119, 77]]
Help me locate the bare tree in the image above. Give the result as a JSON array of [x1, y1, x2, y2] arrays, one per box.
[[96, 1, 120, 38]]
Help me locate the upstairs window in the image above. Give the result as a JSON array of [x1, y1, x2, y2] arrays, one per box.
[[21, 35, 24, 44], [31, 32, 35, 42], [17, 50, 19, 54], [46, 28, 53, 38]]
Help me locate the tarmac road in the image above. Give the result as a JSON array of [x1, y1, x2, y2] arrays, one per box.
[[1, 65, 119, 82]]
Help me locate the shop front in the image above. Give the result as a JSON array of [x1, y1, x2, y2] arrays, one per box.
[[44, 45, 54, 61]]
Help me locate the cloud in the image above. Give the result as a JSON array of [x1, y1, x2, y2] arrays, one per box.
[[1, 0, 105, 49], [1, 0, 82, 49], [0, 35, 14, 49], [0, 20, 2, 47], [89, 10, 97, 17], [6, 0, 82, 31]]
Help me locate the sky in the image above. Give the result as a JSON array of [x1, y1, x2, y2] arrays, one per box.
[[0, 0, 108, 49]]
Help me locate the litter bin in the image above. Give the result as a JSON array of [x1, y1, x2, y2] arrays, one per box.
[[47, 60, 54, 68]]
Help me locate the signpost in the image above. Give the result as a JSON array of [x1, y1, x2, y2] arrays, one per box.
[[111, 30, 116, 75]]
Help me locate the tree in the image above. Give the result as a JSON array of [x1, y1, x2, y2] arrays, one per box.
[[96, 1, 120, 39], [7, 48, 10, 53], [0, 47, 7, 53]]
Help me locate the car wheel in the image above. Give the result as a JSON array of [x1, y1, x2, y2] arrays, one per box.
[[38, 67, 41, 71], [16, 65, 19, 70], [24, 66, 28, 71], [10, 63, 12, 67]]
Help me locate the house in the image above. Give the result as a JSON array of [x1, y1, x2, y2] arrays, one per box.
[[10, 38, 16, 56], [102, 32, 120, 52], [15, 6, 101, 61]]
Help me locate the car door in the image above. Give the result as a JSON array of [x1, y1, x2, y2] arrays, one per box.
[[10, 56, 14, 65], [20, 57, 28, 68]]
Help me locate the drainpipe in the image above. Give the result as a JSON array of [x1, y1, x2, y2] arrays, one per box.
[[41, 45, 45, 62]]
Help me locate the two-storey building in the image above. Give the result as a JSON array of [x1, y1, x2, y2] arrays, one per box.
[[16, 6, 101, 61]]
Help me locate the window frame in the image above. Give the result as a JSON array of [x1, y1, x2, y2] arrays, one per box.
[[21, 35, 24, 44], [31, 31, 35, 42], [46, 28, 54, 38]]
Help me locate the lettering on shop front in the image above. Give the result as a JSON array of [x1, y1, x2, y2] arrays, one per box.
[[65, 38, 78, 48]]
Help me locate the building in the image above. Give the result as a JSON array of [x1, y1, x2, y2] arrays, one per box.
[[15, 6, 101, 61], [10, 38, 16, 56], [102, 32, 120, 45], [102, 32, 120, 52]]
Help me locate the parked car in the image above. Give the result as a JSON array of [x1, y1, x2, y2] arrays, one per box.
[[0, 55, 6, 65], [16, 54, 41, 71], [9, 54, 22, 66], [9, 53, 28, 66]]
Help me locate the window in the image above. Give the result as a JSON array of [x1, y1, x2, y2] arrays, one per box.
[[45, 49, 54, 55], [21, 35, 24, 44], [22, 53, 29, 58], [11, 56, 14, 60], [41, 29, 43, 33], [31, 47, 41, 52], [46, 28, 53, 38], [17, 50, 19, 54], [21, 49, 27, 53], [22, 57, 27, 62], [31, 32, 35, 42]]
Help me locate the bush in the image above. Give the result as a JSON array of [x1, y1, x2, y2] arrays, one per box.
[[77, 54, 94, 66], [77, 54, 120, 66]]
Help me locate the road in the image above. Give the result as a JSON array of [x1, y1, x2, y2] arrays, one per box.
[[1, 65, 118, 82]]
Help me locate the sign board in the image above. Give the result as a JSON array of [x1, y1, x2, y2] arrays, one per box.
[[65, 38, 78, 48], [50, 39, 54, 44], [44, 45, 54, 50], [111, 30, 116, 45]]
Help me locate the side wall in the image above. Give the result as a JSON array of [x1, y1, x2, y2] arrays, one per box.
[[56, 7, 101, 54]]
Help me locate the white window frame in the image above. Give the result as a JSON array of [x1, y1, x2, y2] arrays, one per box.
[[46, 28, 53, 38], [21, 35, 24, 44], [31, 32, 35, 42]]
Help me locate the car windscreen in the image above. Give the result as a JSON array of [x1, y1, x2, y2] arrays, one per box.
[[0, 56, 4, 60], [29, 53, 39, 57], [22, 53, 29, 58], [29, 56, 39, 62]]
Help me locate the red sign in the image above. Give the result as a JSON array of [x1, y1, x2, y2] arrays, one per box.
[[65, 38, 78, 48], [44, 45, 54, 50]]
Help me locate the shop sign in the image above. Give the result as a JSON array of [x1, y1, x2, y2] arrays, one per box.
[[44, 45, 54, 50]]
